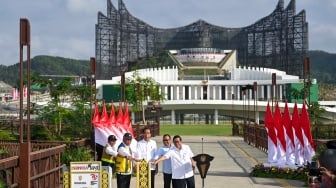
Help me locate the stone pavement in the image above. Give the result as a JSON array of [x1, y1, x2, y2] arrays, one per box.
[[112, 136, 306, 188]]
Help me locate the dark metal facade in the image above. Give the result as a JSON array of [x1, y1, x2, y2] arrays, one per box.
[[96, 0, 308, 79]]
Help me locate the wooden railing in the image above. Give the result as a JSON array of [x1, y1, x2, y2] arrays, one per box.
[[0, 139, 88, 158], [0, 122, 159, 187], [236, 122, 333, 153], [0, 144, 66, 187]]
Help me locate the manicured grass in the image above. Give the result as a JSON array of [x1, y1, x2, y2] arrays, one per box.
[[160, 124, 233, 136]]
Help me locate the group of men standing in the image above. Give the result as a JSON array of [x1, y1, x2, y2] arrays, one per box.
[[101, 127, 196, 188]]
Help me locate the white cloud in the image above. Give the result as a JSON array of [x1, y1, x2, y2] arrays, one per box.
[[310, 24, 336, 53], [66, 0, 105, 15], [328, 0, 336, 8], [0, 0, 335, 66]]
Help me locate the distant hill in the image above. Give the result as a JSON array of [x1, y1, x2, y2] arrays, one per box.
[[0, 51, 335, 87], [308, 50, 336, 85], [0, 55, 89, 87]]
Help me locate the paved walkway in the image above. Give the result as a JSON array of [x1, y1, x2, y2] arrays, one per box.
[[112, 136, 306, 188]]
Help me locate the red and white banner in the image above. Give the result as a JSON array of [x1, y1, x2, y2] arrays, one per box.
[[92, 101, 136, 148], [300, 101, 315, 163], [274, 103, 286, 165], [292, 103, 304, 166], [283, 101, 295, 166], [264, 102, 277, 164]]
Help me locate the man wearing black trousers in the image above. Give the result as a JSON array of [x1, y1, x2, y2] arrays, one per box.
[[136, 127, 158, 188]]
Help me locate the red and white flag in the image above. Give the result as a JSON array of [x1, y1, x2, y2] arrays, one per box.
[[300, 101, 315, 163], [100, 101, 116, 139], [100, 102, 109, 125], [23, 87, 28, 98], [264, 102, 277, 164], [107, 103, 123, 140], [283, 101, 295, 165], [124, 101, 135, 137], [92, 103, 109, 146], [274, 102, 286, 164], [292, 102, 304, 166], [92, 103, 101, 127], [116, 101, 126, 133]]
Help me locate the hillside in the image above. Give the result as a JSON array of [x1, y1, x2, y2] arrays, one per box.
[[0, 50, 335, 87], [308, 50, 336, 85], [0, 55, 89, 87]]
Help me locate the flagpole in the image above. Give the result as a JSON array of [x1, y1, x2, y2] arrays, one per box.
[[202, 137, 204, 188], [90, 57, 96, 160]]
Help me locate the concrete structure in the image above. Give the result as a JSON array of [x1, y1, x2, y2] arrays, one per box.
[[96, 0, 308, 79], [96, 65, 315, 125]]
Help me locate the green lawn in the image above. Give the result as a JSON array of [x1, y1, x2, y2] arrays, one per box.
[[160, 124, 232, 136]]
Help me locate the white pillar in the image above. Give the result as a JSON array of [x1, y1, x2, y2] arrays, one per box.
[[255, 111, 260, 124], [267, 85, 271, 100], [214, 109, 218, 125], [231, 85, 235, 100], [195, 86, 198, 100], [164, 86, 168, 100], [171, 110, 175, 125], [189, 86, 191, 100], [170, 86, 174, 100], [176, 86, 179, 100], [207, 85, 210, 100], [219, 85, 222, 100], [182, 86, 185, 100], [212, 86, 216, 100]]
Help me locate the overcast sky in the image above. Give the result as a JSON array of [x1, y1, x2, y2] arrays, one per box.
[[0, 0, 335, 66]]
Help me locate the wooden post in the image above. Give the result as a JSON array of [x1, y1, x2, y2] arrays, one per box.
[[19, 18, 31, 188]]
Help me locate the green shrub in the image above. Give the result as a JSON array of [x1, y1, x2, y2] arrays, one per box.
[[0, 130, 16, 140], [0, 179, 7, 188], [61, 146, 93, 165], [30, 125, 54, 140], [250, 163, 308, 182]]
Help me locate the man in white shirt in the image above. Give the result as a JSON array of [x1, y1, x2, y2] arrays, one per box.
[[153, 135, 196, 188], [136, 127, 158, 188], [156, 134, 173, 188]]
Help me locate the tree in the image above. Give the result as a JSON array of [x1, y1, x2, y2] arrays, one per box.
[[308, 102, 325, 125], [125, 72, 164, 124], [33, 74, 93, 138]]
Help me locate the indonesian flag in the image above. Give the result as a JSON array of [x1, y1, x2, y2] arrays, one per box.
[[300, 101, 315, 163], [92, 103, 101, 127], [108, 102, 116, 125], [107, 103, 123, 140], [100, 102, 109, 125], [100, 101, 115, 138], [292, 102, 304, 166], [264, 102, 277, 163], [23, 87, 28, 98], [92, 103, 109, 146], [124, 101, 135, 137], [283, 101, 295, 165], [116, 101, 126, 133], [12, 88, 19, 100], [274, 102, 286, 164]]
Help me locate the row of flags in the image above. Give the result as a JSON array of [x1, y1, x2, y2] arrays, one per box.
[[10, 87, 28, 100], [264, 101, 315, 166], [91, 101, 135, 147]]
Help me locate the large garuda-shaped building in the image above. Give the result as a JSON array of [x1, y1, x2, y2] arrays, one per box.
[[96, 0, 308, 79]]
